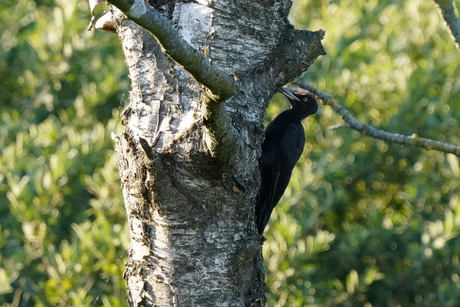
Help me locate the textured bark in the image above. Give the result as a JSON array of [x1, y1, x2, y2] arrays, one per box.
[[111, 0, 325, 306]]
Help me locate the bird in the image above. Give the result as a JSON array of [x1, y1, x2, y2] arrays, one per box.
[[255, 87, 318, 234]]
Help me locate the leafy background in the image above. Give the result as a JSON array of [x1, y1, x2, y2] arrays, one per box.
[[1, 0, 129, 305], [265, 0, 460, 306], [1, 0, 460, 306]]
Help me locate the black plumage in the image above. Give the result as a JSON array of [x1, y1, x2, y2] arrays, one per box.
[[255, 87, 318, 234]]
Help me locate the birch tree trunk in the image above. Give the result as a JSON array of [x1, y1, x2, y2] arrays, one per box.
[[108, 0, 325, 305]]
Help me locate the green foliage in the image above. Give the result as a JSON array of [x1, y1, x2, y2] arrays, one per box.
[[0, 0, 129, 305], [264, 0, 460, 306]]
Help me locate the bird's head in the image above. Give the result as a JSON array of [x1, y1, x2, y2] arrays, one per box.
[[280, 87, 318, 118]]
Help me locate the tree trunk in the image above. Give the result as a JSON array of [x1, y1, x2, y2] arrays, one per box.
[[110, 0, 325, 306]]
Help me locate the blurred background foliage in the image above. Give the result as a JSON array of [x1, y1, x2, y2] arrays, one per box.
[[2, 0, 460, 306], [0, 0, 129, 305], [264, 0, 460, 306]]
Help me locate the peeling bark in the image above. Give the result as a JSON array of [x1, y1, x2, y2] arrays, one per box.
[[110, 0, 325, 306]]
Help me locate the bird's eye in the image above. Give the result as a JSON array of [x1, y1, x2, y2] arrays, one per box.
[[303, 98, 308, 102]]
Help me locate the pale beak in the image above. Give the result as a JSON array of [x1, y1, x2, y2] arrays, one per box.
[[279, 87, 300, 101]]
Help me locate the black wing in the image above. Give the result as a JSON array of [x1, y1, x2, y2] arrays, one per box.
[[255, 119, 305, 233]]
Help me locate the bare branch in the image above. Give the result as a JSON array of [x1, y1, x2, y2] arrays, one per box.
[[294, 81, 460, 157], [107, 0, 236, 100], [434, 0, 460, 50]]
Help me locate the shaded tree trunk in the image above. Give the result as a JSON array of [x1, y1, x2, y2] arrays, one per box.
[[110, 0, 325, 305]]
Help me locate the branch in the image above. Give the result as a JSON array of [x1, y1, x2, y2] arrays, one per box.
[[272, 30, 326, 87], [434, 0, 460, 50], [294, 81, 460, 157], [107, 0, 236, 100]]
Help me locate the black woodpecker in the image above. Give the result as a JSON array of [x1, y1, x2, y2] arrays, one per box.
[[255, 87, 318, 234]]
